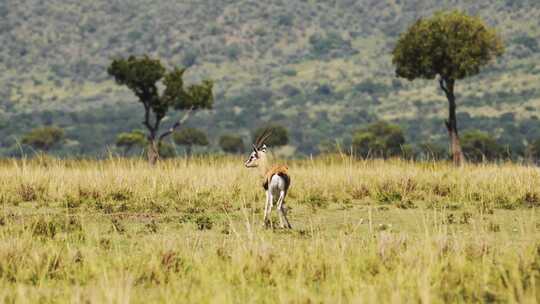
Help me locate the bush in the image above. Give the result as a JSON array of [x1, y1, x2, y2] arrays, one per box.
[[281, 84, 301, 97], [316, 84, 333, 96], [354, 79, 389, 96], [513, 34, 539, 51], [22, 126, 65, 151], [417, 142, 448, 160], [280, 68, 297, 77], [219, 134, 244, 154], [173, 128, 209, 155], [225, 43, 242, 60], [116, 130, 147, 154], [158, 141, 176, 159], [309, 32, 351, 56], [461, 130, 504, 162], [195, 215, 213, 231], [352, 121, 405, 158], [277, 14, 294, 26]]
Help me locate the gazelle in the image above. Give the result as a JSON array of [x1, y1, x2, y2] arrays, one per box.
[[244, 129, 292, 229]]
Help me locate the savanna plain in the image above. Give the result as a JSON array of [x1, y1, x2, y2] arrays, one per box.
[[0, 156, 538, 303]]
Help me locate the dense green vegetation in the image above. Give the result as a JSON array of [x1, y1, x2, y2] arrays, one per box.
[[352, 121, 405, 158], [219, 134, 245, 154], [173, 127, 209, 155], [0, 1, 539, 158], [21, 126, 65, 152]]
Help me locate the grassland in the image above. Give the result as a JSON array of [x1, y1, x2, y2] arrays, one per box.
[[0, 156, 538, 303]]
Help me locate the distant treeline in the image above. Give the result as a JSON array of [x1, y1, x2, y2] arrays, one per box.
[[13, 120, 540, 164]]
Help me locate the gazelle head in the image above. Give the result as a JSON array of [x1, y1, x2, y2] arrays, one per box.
[[244, 128, 272, 168]]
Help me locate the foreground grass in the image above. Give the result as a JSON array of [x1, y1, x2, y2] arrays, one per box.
[[0, 156, 538, 303]]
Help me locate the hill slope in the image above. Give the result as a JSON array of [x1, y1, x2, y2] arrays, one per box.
[[1, 0, 539, 156]]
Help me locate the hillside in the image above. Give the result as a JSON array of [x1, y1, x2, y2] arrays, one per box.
[[1, 0, 540, 156]]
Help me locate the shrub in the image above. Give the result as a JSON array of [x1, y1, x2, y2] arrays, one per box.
[[195, 215, 213, 231], [352, 121, 405, 158], [460, 130, 504, 162], [173, 128, 209, 155], [22, 126, 65, 151], [219, 134, 244, 154]]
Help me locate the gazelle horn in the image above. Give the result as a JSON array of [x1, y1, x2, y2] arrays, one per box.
[[255, 128, 272, 149]]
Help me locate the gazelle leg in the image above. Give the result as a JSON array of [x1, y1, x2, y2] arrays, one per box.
[[263, 190, 271, 227], [276, 191, 292, 229], [268, 192, 275, 229]]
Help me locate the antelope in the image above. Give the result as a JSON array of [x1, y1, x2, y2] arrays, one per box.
[[244, 129, 292, 229]]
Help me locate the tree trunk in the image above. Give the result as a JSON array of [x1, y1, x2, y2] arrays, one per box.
[[441, 78, 465, 166], [143, 103, 162, 166], [147, 138, 159, 165]]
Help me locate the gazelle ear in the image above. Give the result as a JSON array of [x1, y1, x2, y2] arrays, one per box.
[[261, 144, 267, 152]]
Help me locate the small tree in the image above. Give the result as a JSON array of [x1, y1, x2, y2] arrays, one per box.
[[219, 134, 244, 154], [173, 128, 209, 156], [318, 139, 342, 155], [158, 141, 176, 159], [116, 130, 147, 155], [252, 125, 289, 148], [417, 142, 448, 161], [22, 126, 65, 152], [352, 121, 405, 158], [392, 11, 504, 165], [108, 56, 213, 164], [526, 139, 540, 164], [460, 130, 504, 162]]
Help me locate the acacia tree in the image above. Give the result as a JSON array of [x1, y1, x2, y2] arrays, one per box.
[[392, 11, 504, 165], [352, 121, 405, 159], [173, 128, 209, 156], [108, 56, 213, 164], [219, 134, 244, 154], [460, 130, 504, 163], [22, 126, 65, 152], [115, 130, 147, 155]]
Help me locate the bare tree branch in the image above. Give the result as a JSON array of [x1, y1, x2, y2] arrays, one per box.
[[158, 107, 194, 141], [439, 78, 449, 96]]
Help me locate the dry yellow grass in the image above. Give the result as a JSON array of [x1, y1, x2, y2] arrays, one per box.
[[0, 156, 538, 303]]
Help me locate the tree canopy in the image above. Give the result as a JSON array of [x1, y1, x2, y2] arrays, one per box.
[[173, 128, 209, 155], [352, 121, 405, 158], [116, 130, 147, 154], [21, 126, 65, 152], [460, 130, 505, 162], [219, 134, 245, 154], [392, 10, 504, 82]]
